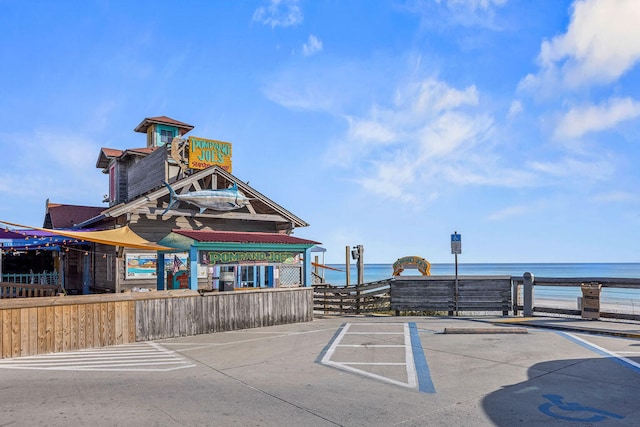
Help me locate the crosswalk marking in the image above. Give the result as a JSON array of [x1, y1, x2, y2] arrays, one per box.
[[0, 342, 195, 372]]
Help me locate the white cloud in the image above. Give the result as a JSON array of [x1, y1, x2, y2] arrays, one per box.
[[592, 191, 637, 203], [487, 205, 528, 221], [527, 156, 614, 181], [302, 34, 323, 56], [427, 0, 508, 29], [521, 0, 640, 92], [442, 0, 507, 11], [325, 77, 534, 201], [253, 0, 303, 28], [0, 131, 105, 203], [507, 100, 522, 118], [554, 97, 640, 139]]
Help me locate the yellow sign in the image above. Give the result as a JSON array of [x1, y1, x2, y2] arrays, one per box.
[[188, 136, 232, 172], [392, 256, 431, 276]]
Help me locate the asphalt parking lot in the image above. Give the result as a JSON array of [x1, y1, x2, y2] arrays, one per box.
[[1, 315, 639, 426]]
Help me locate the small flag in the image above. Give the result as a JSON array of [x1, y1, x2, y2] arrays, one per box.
[[173, 255, 184, 273]]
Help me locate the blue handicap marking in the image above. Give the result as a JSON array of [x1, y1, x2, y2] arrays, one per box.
[[538, 394, 625, 422]]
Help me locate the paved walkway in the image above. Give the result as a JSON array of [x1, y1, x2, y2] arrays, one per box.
[[0, 315, 639, 426]]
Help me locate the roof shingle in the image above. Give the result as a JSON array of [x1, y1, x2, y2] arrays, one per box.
[[174, 229, 320, 245]]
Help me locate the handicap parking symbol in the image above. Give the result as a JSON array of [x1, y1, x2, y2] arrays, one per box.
[[538, 394, 624, 422]]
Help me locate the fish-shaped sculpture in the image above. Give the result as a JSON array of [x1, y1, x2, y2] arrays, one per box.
[[162, 181, 251, 215]]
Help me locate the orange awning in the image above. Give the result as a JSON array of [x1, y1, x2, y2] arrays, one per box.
[[0, 220, 172, 251]]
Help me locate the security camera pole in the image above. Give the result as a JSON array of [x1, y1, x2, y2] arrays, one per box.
[[351, 245, 364, 314], [451, 232, 461, 316], [351, 245, 364, 285]]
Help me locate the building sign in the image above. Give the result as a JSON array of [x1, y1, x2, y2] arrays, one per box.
[[126, 253, 157, 278], [392, 256, 431, 276], [125, 253, 205, 279], [200, 251, 299, 265], [188, 136, 232, 172]]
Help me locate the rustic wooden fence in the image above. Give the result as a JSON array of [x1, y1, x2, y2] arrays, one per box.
[[314, 276, 513, 315], [390, 276, 512, 315], [0, 287, 313, 359], [313, 280, 391, 314]]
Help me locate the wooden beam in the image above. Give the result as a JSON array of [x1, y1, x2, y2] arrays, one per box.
[[138, 207, 290, 222]]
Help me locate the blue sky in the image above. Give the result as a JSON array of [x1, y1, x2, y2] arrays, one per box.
[[1, 0, 640, 264]]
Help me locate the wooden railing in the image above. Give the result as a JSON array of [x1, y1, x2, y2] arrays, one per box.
[[314, 276, 513, 315], [313, 280, 391, 314], [0, 282, 59, 299], [513, 275, 640, 321], [1, 272, 59, 285]]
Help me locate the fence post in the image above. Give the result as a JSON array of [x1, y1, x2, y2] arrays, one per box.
[[512, 278, 519, 316], [523, 272, 534, 316]]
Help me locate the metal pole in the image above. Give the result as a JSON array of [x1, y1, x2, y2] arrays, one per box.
[[357, 245, 364, 286], [454, 252, 459, 316], [345, 246, 351, 287], [523, 272, 534, 317]]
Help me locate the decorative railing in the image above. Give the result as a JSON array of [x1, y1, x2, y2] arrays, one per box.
[[1, 271, 59, 286]]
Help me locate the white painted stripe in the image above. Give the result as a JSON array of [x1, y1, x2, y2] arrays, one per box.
[[566, 333, 640, 370], [345, 332, 404, 335], [321, 323, 351, 364], [336, 344, 406, 348], [404, 322, 418, 389], [2, 361, 195, 371], [342, 362, 407, 366], [323, 360, 415, 389], [0, 342, 195, 372]]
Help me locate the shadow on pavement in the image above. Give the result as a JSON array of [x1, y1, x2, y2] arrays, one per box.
[[481, 356, 640, 425]]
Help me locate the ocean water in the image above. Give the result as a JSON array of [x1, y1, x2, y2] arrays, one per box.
[[319, 263, 640, 306]]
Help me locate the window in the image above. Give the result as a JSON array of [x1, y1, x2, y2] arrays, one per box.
[[240, 266, 255, 287], [160, 129, 174, 145]]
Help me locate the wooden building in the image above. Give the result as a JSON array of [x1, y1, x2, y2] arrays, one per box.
[[45, 116, 319, 293]]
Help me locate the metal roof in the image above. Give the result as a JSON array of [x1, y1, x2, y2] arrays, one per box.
[[173, 229, 320, 245]]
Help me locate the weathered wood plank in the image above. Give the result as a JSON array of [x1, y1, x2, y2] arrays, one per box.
[[28, 307, 37, 355], [36, 307, 46, 355], [62, 305, 71, 352], [44, 306, 54, 354], [70, 304, 79, 350], [114, 301, 123, 345], [85, 303, 94, 349], [2, 310, 11, 358], [11, 309, 20, 357], [20, 308, 29, 357], [127, 301, 136, 343], [78, 304, 86, 349]]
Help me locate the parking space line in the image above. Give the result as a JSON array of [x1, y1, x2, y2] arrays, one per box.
[[559, 332, 640, 374], [319, 322, 434, 393]]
